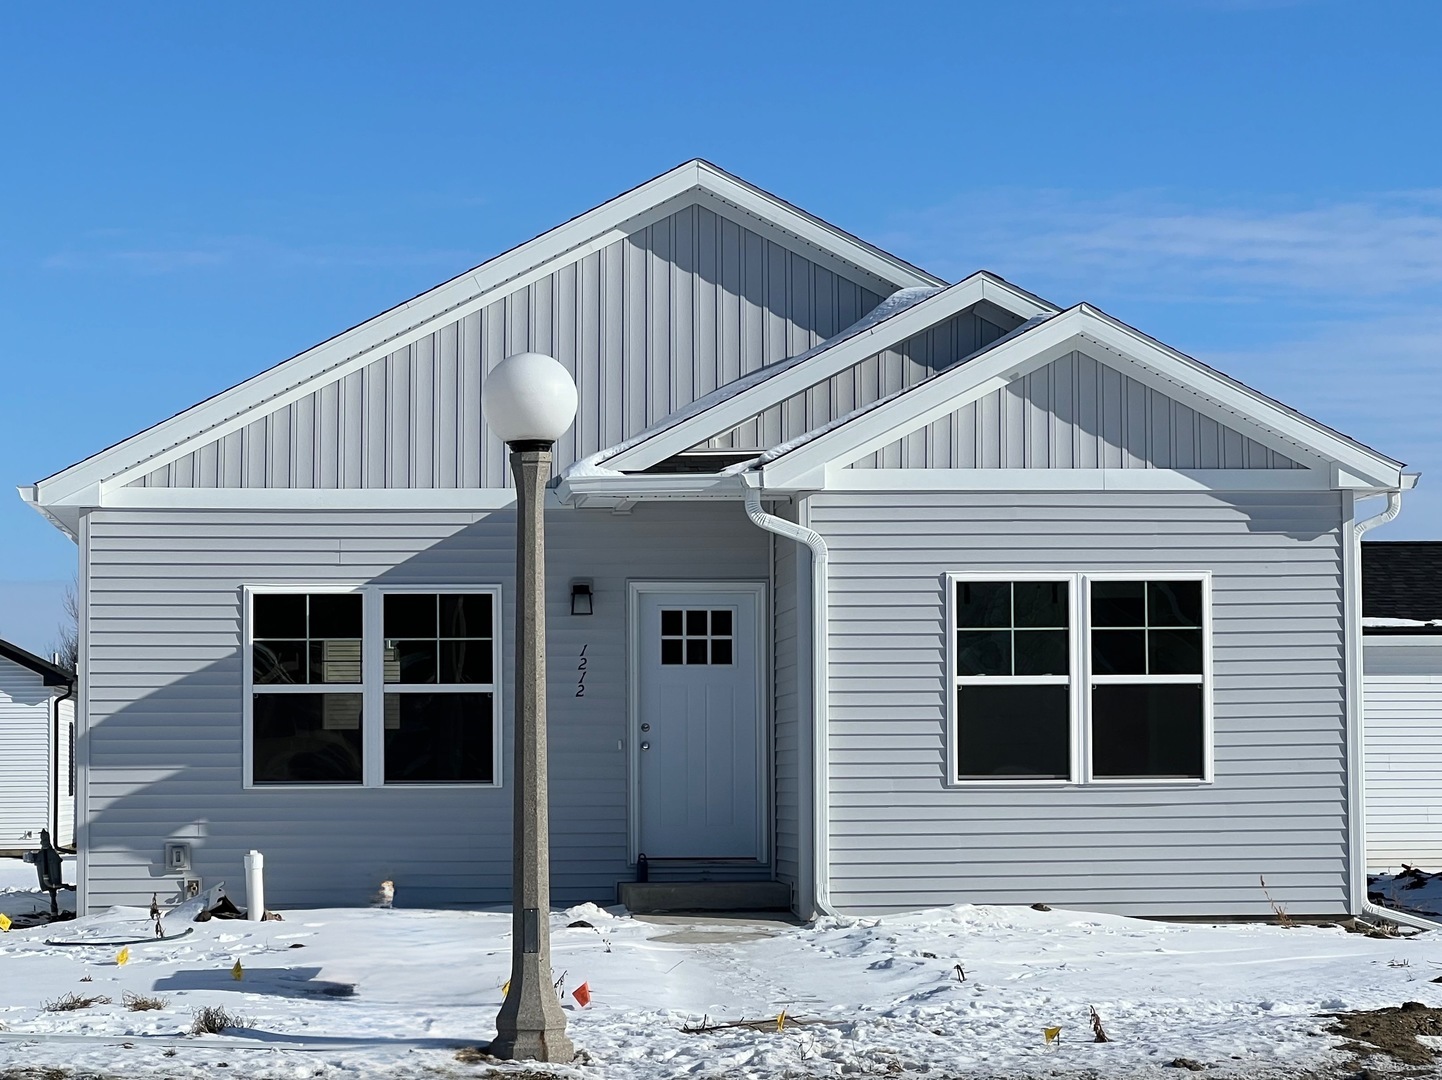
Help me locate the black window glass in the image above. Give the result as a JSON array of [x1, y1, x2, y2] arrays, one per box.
[[253, 693, 363, 784], [388, 641, 438, 684], [711, 609, 733, 636], [1149, 628, 1204, 675], [253, 594, 306, 639], [956, 631, 1011, 676], [1092, 684, 1204, 779], [440, 640, 492, 684], [686, 610, 708, 635], [254, 641, 306, 685], [385, 594, 436, 639], [1148, 582, 1203, 628], [661, 610, 683, 636], [1013, 629, 1069, 676], [1092, 629, 1147, 675], [383, 692, 493, 784], [661, 638, 683, 665], [957, 685, 1070, 779], [711, 638, 733, 665], [686, 639, 709, 665], [1092, 582, 1145, 627], [441, 594, 490, 638], [955, 581, 1010, 628], [1013, 582, 1068, 628], [311, 639, 362, 684], [309, 594, 362, 639]]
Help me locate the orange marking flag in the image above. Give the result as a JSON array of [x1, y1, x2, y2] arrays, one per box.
[[572, 982, 591, 1008]]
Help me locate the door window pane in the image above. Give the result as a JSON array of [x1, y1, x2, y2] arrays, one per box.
[[1092, 684, 1204, 779], [660, 608, 736, 666], [957, 685, 1070, 779]]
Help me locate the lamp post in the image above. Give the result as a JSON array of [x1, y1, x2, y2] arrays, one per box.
[[482, 351, 578, 1062]]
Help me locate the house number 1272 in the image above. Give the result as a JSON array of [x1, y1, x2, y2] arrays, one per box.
[[576, 644, 588, 697]]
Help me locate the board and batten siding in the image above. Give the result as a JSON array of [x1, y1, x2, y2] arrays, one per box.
[[0, 658, 55, 851], [125, 203, 885, 491], [82, 503, 768, 910], [1363, 637, 1442, 873], [705, 306, 1020, 452], [848, 351, 1306, 471], [809, 490, 1347, 917]]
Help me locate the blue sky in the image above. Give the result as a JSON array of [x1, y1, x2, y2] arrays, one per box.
[[2, 0, 1439, 653]]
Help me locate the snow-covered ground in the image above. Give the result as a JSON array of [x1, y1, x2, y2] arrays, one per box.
[[1, 858, 1439, 1079]]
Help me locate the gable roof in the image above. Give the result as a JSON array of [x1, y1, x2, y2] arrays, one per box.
[[581, 271, 1058, 475], [748, 303, 1407, 491], [1363, 541, 1442, 627], [0, 639, 73, 686], [23, 160, 945, 531]]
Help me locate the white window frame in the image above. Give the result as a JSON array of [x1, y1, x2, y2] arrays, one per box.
[[1083, 572, 1213, 786], [242, 584, 504, 791], [944, 571, 1213, 788]]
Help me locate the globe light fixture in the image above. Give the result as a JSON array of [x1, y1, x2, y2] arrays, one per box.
[[482, 352, 580, 445], [483, 352, 577, 1063]]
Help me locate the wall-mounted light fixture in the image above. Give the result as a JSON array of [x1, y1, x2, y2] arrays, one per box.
[[570, 580, 594, 616]]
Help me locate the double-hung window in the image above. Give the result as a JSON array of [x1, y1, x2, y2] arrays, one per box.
[[245, 587, 501, 788], [948, 573, 1211, 785]]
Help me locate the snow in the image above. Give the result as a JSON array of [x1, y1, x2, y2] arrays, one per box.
[[564, 287, 944, 479], [0, 857, 1437, 1079]]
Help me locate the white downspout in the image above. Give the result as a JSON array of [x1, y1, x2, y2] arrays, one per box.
[[744, 487, 837, 917], [1347, 490, 1439, 932]]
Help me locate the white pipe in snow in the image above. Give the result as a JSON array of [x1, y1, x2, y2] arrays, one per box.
[[744, 488, 836, 918], [243, 850, 265, 921]]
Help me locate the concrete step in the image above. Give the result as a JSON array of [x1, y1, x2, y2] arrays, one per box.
[[617, 880, 792, 914]]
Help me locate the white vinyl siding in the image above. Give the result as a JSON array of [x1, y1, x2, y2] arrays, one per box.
[[1363, 646, 1442, 873], [814, 490, 1346, 918], [0, 658, 57, 851]]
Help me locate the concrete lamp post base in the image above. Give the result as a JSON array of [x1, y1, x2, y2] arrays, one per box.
[[490, 442, 574, 1063]]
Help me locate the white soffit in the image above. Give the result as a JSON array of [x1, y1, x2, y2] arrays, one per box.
[[757, 305, 1404, 491], [32, 160, 944, 509]]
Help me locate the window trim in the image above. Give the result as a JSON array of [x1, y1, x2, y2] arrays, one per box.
[[944, 571, 1213, 788], [242, 584, 504, 791]]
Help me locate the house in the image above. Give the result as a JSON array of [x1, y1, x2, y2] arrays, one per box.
[[20, 160, 1417, 919], [0, 638, 75, 854], [1362, 541, 1442, 873]]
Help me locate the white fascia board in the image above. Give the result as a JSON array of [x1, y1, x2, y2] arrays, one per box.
[[555, 473, 748, 506], [816, 467, 1334, 494], [100, 487, 523, 511], [759, 307, 1404, 491], [601, 274, 1059, 474], [39, 161, 940, 506], [16, 485, 79, 540]]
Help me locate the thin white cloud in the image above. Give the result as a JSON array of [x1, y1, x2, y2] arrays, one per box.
[[41, 234, 481, 276], [885, 190, 1442, 303]]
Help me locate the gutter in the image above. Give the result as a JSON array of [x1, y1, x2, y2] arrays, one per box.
[[1346, 489, 1442, 932], [52, 679, 74, 844], [743, 487, 837, 918]]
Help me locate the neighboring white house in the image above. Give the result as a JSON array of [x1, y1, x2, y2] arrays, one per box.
[[1362, 541, 1442, 874], [19, 160, 1417, 919], [0, 639, 75, 853]]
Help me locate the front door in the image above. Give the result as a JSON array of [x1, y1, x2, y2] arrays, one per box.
[[634, 586, 763, 860]]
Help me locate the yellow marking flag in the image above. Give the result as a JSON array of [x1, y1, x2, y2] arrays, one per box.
[[116, 946, 130, 966], [0, 912, 11, 932], [1044, 1026, 1062, 1044], [501, 979, 510, 998], [231, 959, 244, 981], [777, 1010, 787, 1032]]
